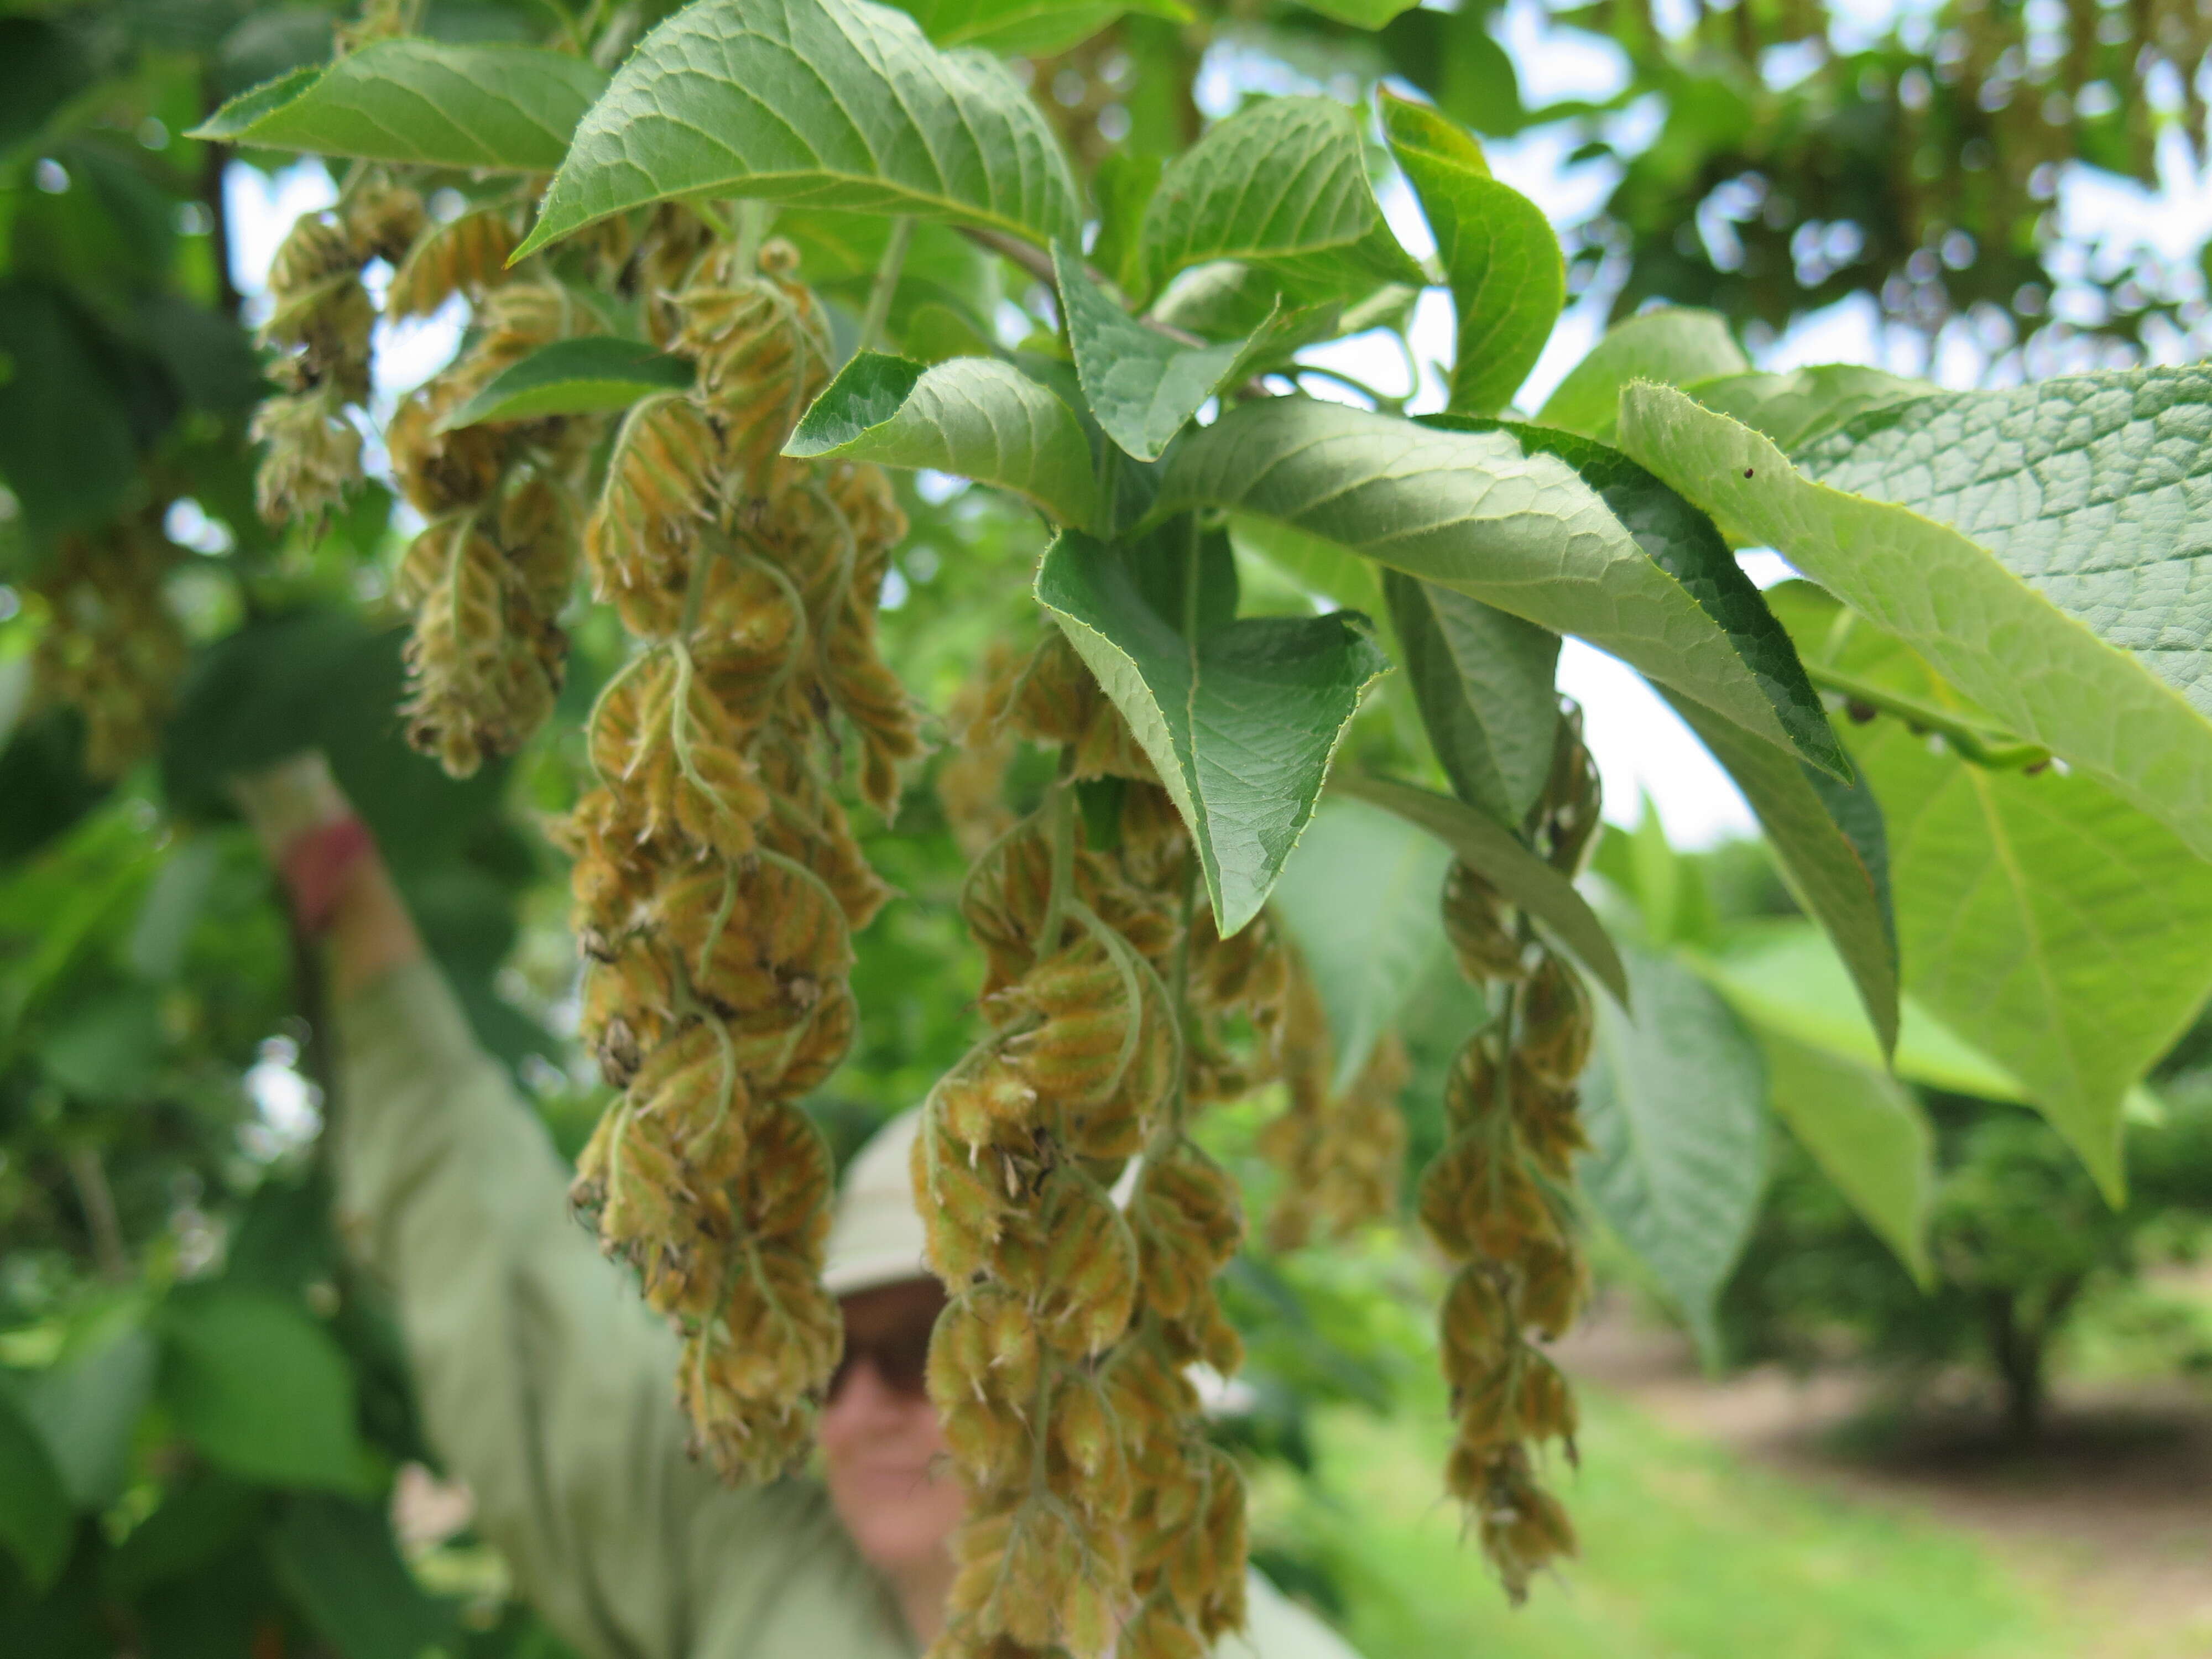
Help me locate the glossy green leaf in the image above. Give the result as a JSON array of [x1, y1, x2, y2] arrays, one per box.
[[1618, 382, 2212, 860], [159, 1291, 377, 1495], [1379, 6, 1526, 138], [1149, 398, 1845, 777], [1580, 941, 1768, 1359], [437, 337, 692, 431], [1846, 711, 2212, 1199], [1139, 96, 1426, 300], [190, 41, 603, 171], [1538, 306, 1749, 441], [1036, 530, 1389, 933], [1796, 366, 2212, 725], [1757, 1027, 1934, 1286], [1331, 771, 1628, 1005], [1687, 364, 1931, 452], [1271, 797, 1453, 1090], [786, 352, 1098, 528], [1662, 691, 1898, 1057], [1055, 243, 1300, 462], [896, 0, 1191, 54], [0, 1386, 72, 1590], [1380, 92, 1561, 417], [1383, 571, 1559, 825], [268, 1495, 457, 1659], [517, 0, 1080, 259]]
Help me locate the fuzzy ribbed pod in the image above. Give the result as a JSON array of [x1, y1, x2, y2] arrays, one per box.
[[1417, 702, 1603, 1601], [918, 632, 1284, 1659], [1258, 953, 1410, 1252], [386, 281, 603, 776], [249, 178, 425, 526], [564, 228, 916, 1481]]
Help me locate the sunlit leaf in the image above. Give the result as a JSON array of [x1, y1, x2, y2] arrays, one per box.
[[786, 351, 1099, 529], [1150, 398, 1844, 778], [1380, 91, 1561, 416], [517, 0, 1080, 259], [1139, 96, 1426, 301], [1538, 307, 1748, 441], [1619, 382, 2212, 862], [190, 41, 604, 171]]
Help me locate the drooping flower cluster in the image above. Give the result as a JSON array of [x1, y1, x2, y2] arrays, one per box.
[[564, 227, 917, 1479], [1418, 702, 1603, 1600], [1258, 954, 1410, 1252], [25, 509, 189, 778], [916, 628, 1285, 1659]]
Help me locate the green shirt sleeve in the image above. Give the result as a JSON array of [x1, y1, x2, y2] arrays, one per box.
[[331, 960, 912, 1659]]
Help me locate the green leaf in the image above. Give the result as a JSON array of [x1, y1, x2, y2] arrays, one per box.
[[1698, 922, 2036, 1103], [436, 337, 692, 431], [1229, 516, 1390, 620], [1139, 96, 1426, 300], [1379, 6, 1525, 138], [0, 1386, 72, 1591], [1379, 92, 1562, 417], [1149, 398, 1845, 778], [1756, 1027, 1934, 1286], [786, 352, 1099, 529], [1538, 307, 1749, 441], [896, 0, 1191, 55], [1383, 571, 1559, 825], [1661, 692, 1899, 1057], [517, 0, 1080, 260], [1617, 383, 2212, 861], [1271, 797, 1453, 1090], [1845, 710, 2212, 1199], [1331, 771, 1628, 1005], [38, 988, 163, 1102], [0, 280, 142, 552], [1686, 364, 1931, 452], [1035, 529, 1389, 933], [1055, 243, 1300, 462], [1579, 942, 1767, 1359], [20, 1324, 156, 1510], [189, 41, 604, 171], [1794, 367, 2212, 726], [267, 1495, 457, 1659], [1301, 0, 1418, 23], [158, 1291, 377, 1495], [127, 839, 223, 983]]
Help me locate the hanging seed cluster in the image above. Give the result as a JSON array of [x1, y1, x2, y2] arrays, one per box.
[[1417, 702, 1604, 1600], [916, 630, 1285, 1659], [1258, 953, 1410, 1253], [385, 269, 600, 777], [24, 509, 188, 778], [565, 227, 919, 1481], [250, 179, 427, 528]]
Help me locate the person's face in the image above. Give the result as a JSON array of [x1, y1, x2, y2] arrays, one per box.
[[817, 1277, 966, 1574]]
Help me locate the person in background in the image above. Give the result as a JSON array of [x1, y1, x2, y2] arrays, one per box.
[[233, 752, 1361, 1659]]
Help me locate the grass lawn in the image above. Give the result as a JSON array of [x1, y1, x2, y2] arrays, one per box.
[[1250, 1380, 2081, 1659]]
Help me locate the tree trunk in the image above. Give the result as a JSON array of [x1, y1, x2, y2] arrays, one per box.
[[1985, 1292, 2046, 1449]]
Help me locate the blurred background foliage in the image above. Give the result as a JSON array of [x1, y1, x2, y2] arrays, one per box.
[[4, 0, 2212, 1653]]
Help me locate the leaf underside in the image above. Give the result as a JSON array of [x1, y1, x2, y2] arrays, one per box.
[[438, 336, 693, 430]]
